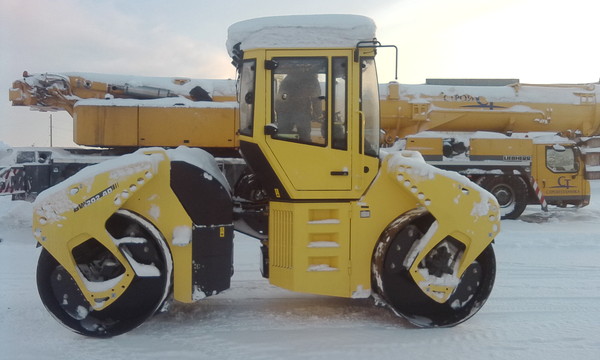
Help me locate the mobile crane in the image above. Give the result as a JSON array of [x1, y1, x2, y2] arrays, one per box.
[[10, 74, 600, 220], [380, 80, 600, 218], [27, 15, 500, 337]]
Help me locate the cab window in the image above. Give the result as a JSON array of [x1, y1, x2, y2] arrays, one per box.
[[239, 59, 256, 136], [271, 57, 327, 146], [16, 151, 35, 164], [359, 57, 380, 157], [546, 146, 578, 173], [332, 57, 348, 150]]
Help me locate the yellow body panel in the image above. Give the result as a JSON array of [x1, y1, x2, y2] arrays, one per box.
[[212, 96, 236, 102], [74, 105, 139, 146], [470, 138, 534, 158], [265, 139, 352, 191], [268, 151, 500, 302], [269, 201, 351, 297], [405, 137, 443, 159], [74, 103, 239, 148], [138, 106, 238, 147]]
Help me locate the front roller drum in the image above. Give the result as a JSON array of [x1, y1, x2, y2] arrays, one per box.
[[36, 210, 173, 337], [373, 212, 496, 327]]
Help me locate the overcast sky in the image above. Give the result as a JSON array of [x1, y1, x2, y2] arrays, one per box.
[[1, 0, 598, 147]]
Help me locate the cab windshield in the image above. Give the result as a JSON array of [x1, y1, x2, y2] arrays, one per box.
[[360, 57, 380, 157]]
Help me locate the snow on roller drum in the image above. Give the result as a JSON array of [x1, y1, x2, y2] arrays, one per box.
[[28, 14, 500, 337]]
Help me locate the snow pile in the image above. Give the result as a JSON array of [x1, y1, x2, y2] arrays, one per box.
[[530, 133, 574, 144], [227, 14, 376, 56], [0, 141, 10, 152], [172, 225, 192, 246], [0, 196, 32, 230], [0, 142, 13, 165]]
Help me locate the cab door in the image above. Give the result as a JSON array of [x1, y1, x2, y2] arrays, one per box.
[[534, 144, 587, 204], [263, 51, 353, 192]]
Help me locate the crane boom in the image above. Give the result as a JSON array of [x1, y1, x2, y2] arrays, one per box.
[[11, 73, 599, 146], [380, 80, 600, 141], [8, 72, 600, 218]]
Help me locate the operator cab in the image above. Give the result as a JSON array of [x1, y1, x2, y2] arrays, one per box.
[[228, 15, 383, 200]]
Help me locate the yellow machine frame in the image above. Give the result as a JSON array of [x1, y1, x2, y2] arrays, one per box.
[[238, 46, 499, 302]]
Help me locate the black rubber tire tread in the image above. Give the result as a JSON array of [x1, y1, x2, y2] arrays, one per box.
[[477, 175, 528, 220]]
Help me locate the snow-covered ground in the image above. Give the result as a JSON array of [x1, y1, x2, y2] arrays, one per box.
[[1, 184, 599, 360]]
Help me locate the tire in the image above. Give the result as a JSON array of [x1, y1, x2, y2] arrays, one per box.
[[36, 210, 173, 337], [477, 175, 528, 220], [372, 212, 496, 327]]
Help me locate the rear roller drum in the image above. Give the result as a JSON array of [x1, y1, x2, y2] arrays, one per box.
[[374, 213, 496, 327], [36, 210, 172, 337]]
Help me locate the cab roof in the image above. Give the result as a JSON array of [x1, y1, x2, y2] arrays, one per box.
[[226, 14, 376, 57]]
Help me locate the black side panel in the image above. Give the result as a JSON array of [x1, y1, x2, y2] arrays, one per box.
[[192, 225, 234, 295], [50, 163, 88, 186], [170, 161, 233, 225], [23, 164, 51, 194], [170, 160, 234, 295], [239, 140, 290, 200]]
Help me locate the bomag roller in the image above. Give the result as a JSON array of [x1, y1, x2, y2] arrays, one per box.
[[32, 15, 500, 337]]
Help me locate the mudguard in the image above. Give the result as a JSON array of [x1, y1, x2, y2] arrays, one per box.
[[32, 147, 234, 309]]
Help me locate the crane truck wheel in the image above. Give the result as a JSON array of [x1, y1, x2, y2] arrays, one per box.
[[36, 210, 173, 337], [476, 175, 528, 219], [373, 211, 496, 327]]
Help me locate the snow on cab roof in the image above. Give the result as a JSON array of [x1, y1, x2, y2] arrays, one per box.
[[226, 14, 376, 56]]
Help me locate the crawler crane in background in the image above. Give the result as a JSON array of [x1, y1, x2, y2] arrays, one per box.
[[20, 15, 501, 337]]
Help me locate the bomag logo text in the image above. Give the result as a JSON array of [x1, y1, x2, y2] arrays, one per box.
[[74, 183, 119, 212]]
